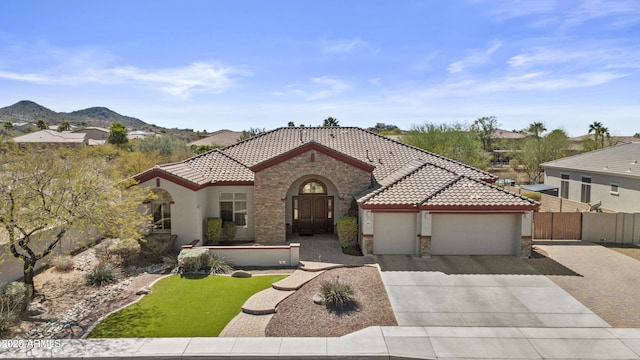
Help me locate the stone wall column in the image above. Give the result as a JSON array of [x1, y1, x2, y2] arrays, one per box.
[[361, 234, 374, 255], [419, 235, 431, 258], [520, 236, 532, 258]]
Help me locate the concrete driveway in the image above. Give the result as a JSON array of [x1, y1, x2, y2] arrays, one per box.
[[376, 255, 609, 328]]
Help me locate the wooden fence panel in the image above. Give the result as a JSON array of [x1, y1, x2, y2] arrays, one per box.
[[534, 212, 553, 239], [552, 212, 582, 239]]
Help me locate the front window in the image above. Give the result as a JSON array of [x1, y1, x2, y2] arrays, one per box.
[[300, 180, 327, 194], [151, 189, 172, 232], [610, 183, 619, 195], [560, 174, 569, 199], [581, 176, 591, 203], [220, 193, 247, 227]]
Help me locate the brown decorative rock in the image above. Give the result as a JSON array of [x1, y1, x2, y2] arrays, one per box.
[[135, 287, 151, 295], [231, 270, 252, 278]]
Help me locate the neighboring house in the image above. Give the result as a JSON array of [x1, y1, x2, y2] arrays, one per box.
[[491, 129, 527, 165], [128, 130, 153, 140], [135, 127, 538, 257], [12, 129, 88, 148], [73, 127, 109, 140], [542, 142, 640, 212], [188, 129, 244, 148]]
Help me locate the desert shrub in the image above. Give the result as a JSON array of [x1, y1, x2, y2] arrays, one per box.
[[0, 282, 29, 334], [177, 248, 212, 273], [93, 239, 113, 260], [143, 235, 177, 261], [206, 218, 223, 245], [86, 262, 122, 287], [107, 238, 141, 266], [319, 277, 356, 311], [521, 191, 542, 202], [51, 255, 75, 272], [209, 255, 233, 274], [221, 221, 237, 242], [336, 217, 358, 249]]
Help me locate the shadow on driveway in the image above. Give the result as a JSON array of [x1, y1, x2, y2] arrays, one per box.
[[375, 251, 581, 277]]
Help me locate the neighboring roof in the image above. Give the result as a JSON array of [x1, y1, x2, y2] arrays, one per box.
[[520, 184, 558, 192], [73, 127, 109, 133], [491, 129, 526, 140], [88, 139, 107, 146], [12, 129, 87, 144], [542, 142, 640, 179], [134, 127, 531, 210], [188, 129, 243, 147]]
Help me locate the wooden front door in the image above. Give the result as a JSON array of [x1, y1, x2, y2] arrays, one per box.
[[294, 196, 332, 235]]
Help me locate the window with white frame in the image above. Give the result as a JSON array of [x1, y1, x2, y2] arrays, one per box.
[[560, 174, 569, 199], [610, 183, 619, 195], [220, 193, 247, 226]]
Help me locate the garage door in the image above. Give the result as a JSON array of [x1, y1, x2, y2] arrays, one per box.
[[431, 214, 520, 256], [373, 213, 416, 255]]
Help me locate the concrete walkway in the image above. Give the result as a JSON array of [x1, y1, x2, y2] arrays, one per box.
[[8, 326, 640, 359]]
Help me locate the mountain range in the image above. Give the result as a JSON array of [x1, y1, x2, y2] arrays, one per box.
[[0, 100, 147, 129]]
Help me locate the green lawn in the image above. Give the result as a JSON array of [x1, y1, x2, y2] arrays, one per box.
[[88, 274, 287, 338]]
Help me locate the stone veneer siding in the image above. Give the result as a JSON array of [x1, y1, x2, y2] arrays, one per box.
[[419, 235, 431, 257], [520, 236, 532, 259], [254, 149, 372, 243], [361, 234, 374, 255]]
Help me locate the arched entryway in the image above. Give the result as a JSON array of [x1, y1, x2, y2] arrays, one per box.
[[291, 179, 334, 235]]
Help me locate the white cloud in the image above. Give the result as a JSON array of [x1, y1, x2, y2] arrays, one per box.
[[0, 43, 251, 98], [287, 76, 350, 100], [320, 37, 378, 55], [447, 41, 501, 73]]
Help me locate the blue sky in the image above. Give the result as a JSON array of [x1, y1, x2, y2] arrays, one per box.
[[0, 0, 638, 136]]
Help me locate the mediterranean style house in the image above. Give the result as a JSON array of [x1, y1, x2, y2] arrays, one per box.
[[542, 142, 640, 212], [135, 127, 538, 257]]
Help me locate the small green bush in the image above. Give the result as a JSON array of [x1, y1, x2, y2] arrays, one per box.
[[209, 255, 233, 274], [319, 277, 356, 311], [221, 221, 237, 242], [206, 218, 223, 245], [107, 238, 141, 266], [336, 217, 358, 249], [144, 235, 177, 261], [521, 191, 542, 202], [177, 248, 212, 273], [51, 255, 75, 272], [0, 282, 29, 334], [86, 262, 122, 287]]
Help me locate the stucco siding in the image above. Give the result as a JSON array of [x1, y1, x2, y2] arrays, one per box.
[[138, 177, 201, 246], [431, 214, 520, 256], [545, 168, 640, 212], [205, 186, 255, 241], [373, 212, 417, 255]]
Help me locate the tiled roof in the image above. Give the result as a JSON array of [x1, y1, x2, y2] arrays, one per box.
[[542, 142, 640, 179], [358, 161, 536, 210], [222, 127, 493, 180], [134, 127, 532, 209], [422, 177, 538, 210], [13, 130, 87, 143], [187, 129, 243, 147]]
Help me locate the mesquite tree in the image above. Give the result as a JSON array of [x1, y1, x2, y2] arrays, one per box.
[[0, 149, 152, 295]]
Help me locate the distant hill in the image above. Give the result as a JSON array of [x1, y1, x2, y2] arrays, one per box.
[[0, 100, 147, 129]]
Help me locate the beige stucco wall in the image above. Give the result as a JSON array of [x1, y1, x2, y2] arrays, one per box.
[[207, 243, 299, 267], [254, 149, 372, 242], [545, 168, 640, 212], [205, 186, 255, 241]]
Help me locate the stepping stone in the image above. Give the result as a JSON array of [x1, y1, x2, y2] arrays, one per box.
[[231, 270, 252, 278], [272, 269, 325, 291], [219, 312, 273, 337], [299, 261, 346, 272], [242, 288, 295, 315]]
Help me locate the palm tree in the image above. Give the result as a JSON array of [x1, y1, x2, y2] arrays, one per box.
[[588, 121, 607, 149], [57, 120, 71, 132], [322, 117, 339, 127], [526, 122, 546, 138], [598, 126, 610, 149]]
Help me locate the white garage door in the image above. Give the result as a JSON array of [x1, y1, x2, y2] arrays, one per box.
[[373, 213, 416, 255], [431, 214, 520, 256]]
